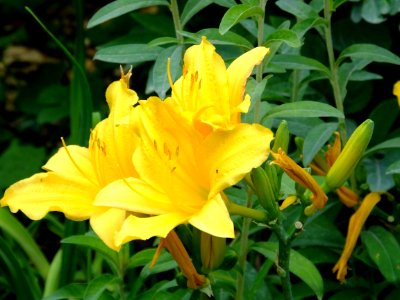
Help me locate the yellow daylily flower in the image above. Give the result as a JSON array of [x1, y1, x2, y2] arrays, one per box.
[[332, 192, 381, 282], [94, 97, 274, 246], [169, 36, 269, 133], [393, 80, 400, 107], [1, 70, 139, 251], [271, 149, 328, 209]]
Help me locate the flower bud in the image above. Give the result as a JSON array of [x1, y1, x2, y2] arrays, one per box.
[[272, 120, 290, 153], [251, 167, 280, 219], [326, 120, 374, 190], [200, 232, 226, 274]]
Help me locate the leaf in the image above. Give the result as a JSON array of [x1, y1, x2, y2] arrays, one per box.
[[264, 29, 301, 48], [303, 122, 338, 166], [361, 226, 400, 283], [337, 44, 400, 66], [212, 0, 237, 7], [275, 0, 319, 19], [94, 44, 163, 64], [61, 234, 119, 275], [148, 37, 178, 47], [251, 242, 324, 300], [43, 283, 86, 300], [363, 137, 400, 156], [386, 160, 400, 175], [0, 140, 46, 189], [219, 4, 264, 35], [363, 157, 395, 192], [272, 54, 330, 75], [84, 274, 118, 300], [292, 17, 327, 39], [152, 45, 183, 98], [181, 0, 213, 27], [127, 248, 158, 269], [87, 0, 169, 28], [262, 101, 344, 120]]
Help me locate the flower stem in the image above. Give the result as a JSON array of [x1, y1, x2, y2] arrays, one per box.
[[323, 0, 347, 143], [273, 220, 294, 300], [170, 0, 184, 44], [254, 0, 267, 122]]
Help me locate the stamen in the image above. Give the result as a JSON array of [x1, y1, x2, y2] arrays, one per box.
[[167, 58, 181, 103]]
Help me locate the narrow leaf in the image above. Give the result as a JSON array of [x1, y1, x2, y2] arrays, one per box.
[[275, 0, 319, 19], [303, 122, 338, 166], [87, 0, 169, 28], [43, 283, 86, 300], [386, 160, 400, 175], [337, 44, 400, 66], [180, 29, 253, 49], [272, 54, 330, 75], [363, 137, 400, 156], [362, 226, 400, 283], [262, 101, 344, 120], [251, 242, 324, 299], [265, 29, 301, 48], [219, 4, 264, 35], [94, 44, 163, 64], [84, 274, 118, 300]]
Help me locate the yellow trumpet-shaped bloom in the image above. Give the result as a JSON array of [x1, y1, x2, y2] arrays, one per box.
[[332, 192, 381, 282], [169, 36, 269, 133], [1, 70, 139, 251], [95, 97, 273, 246], [271, 149, 328, 209], [393, 81, 400, 107]]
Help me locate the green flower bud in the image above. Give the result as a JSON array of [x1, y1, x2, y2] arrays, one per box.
[[326, 119, 374, 190], [272, 120, 290, 153], [251, 167, 280, 219], [200, 232, 226, 274]]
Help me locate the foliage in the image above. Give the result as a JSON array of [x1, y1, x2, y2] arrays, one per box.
[[0, 0, 399, 299]]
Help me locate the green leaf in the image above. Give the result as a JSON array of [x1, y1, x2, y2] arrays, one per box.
[[292, 17, 327, 38], [181, 0, 213, 27], [152, 45, 183, 98], [127, 248, 158, 269], [219, 4, 264, 35], [262, 101, 344, 120], [0, 140, 46, 189], [94, 44, 163, 64], [272, 54, 330, 75], [264, 29, 301, 48], [275, 0, 319, 19], [87, 0, 169, 28], [363, 157, 395, 192], [337, 43, 400, 66], [43, 283, 86, 300], [251, 242, 324, 299], [84, 274, 118, 300], [212, 0, 237, 7], [387, 160, 400, 175], [361, 226, 400, 283], [303, 122, 338, 166], [363, 137, 400, 156], [148, 37, 178, 47], [181, 28, 253, 49], [0, 208, 49, 279], [61, 234, 119, 275]]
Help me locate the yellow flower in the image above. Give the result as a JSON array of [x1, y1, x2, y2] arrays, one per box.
[[169, 36, 269, 133], [393, 80, 400, 107], [332, 192, 381, 282], [95, 97, 273, 246], [1, 70, 139, 251], [271, 149, 328, 209]]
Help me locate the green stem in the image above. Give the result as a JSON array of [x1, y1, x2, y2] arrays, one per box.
[[228, 202, 268, 222], [273, 220, 294, 300], [323, 0, 347, 143], [170, 0, 184, 44], [253, 0, 267, 123], [235, 192, 253, 300], [290, 69, 300, 102]]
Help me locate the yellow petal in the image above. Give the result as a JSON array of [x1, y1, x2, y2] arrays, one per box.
[[332, 192, 381, 282], [393, 80, 400, 107], [43, 145, 99, 186], [90, 208, 126, 251], [203, 123, 274, 199], [326, 132, 341, 167], [336, 186, 359, 208], [94, 178, 174, 215], [189, 194, 234, 238], [115, 213, 189, 246], [227, 46, 269, 122], [1, 172, 101, 220]]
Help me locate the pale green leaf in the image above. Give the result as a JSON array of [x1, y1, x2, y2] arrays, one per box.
[[337, 44, 400, 66], [94, 44, 163, 64], [275, 0, 319, 19], [265, 29, 301, 48]]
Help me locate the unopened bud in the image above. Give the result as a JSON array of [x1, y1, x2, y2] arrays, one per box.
[[326, 119, 374, 190], [200, 232, 226, 274], [251, 167, 280, 219], [272, 120, 290, 153]]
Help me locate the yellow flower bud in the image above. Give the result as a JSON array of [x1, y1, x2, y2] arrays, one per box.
[[326, 120, 374, 190]]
